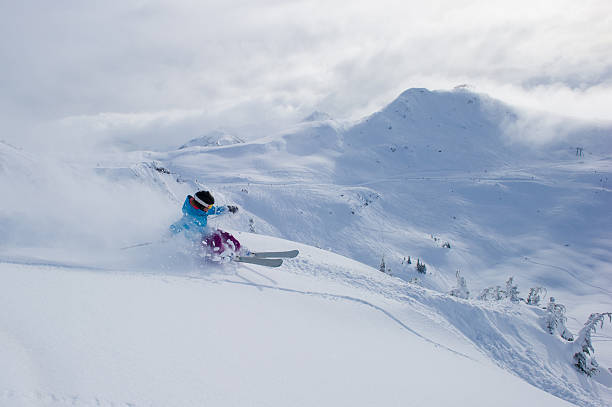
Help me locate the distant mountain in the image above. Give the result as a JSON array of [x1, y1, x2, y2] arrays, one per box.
[[178, 130, 244, 149], [339, 88, 520, 173]]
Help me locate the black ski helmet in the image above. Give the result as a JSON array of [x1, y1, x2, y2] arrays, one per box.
[[194, 190, 215, 206]]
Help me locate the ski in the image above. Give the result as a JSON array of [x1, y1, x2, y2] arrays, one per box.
[[251, 250, 299, 258], [234, 256, 283, 268]]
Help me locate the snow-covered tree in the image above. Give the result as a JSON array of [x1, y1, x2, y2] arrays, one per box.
[[544, 297, 573, 341], [573, 312, 612, 376], [477, 285, 504, 301], [477, 277, 520, 302], [449, 270, 469, 299], [526, 287, 547, 306], [505, 277, 520, 303]]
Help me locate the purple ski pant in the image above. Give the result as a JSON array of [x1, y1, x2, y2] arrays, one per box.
[[202, 229, 241, 255]]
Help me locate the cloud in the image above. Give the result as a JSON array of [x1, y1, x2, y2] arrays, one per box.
[[35, 99, 302, 152], [0, 144, 178, 250], [1, 0, 611, 150]]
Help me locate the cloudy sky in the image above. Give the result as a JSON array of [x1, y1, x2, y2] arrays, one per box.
[[1, 0, 611, 150]]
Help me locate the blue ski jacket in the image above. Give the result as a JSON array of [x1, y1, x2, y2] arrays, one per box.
[[169, 195, 228, 236]]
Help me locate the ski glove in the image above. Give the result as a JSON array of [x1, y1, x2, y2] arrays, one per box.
[[227, 205, 239, 214]]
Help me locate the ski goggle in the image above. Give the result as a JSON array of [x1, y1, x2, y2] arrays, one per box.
[[192, 196, 213, 211]]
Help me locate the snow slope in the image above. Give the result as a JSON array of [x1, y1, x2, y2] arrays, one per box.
[[1, 87, 611, 406], [0, 233, 585, 406]]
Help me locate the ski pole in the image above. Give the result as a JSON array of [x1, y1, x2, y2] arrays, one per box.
[[120, 235, 172, 250], [119, 241, 154, 250]]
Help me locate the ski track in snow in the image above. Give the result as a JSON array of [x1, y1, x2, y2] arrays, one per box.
[[219, 276, 474, 360], [0, 256, 111, 272], [168, 166, 547, 189], [523, 256, 612, 295]]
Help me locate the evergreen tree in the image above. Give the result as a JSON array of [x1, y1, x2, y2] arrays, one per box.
[[478, 286, 504, 301], [505, 277, 520, 302], [526, 287, 547, 306], [477, 277, 520, 302], [449, 270, 469, 299], [573, 312, 612, 376], [416, 259, 426, 273], [544, 297, 573, 341], [379, 256, 386, 274]]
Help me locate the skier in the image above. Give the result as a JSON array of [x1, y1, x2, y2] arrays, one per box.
[[169, 190, 245, 260]]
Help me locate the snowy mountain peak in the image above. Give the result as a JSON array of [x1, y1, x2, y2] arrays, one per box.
[[178, 130, 244, 149], [339, 87, 514, 174], [398, 87, 431, 97], [390, 87, 487, 112]]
